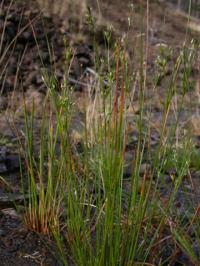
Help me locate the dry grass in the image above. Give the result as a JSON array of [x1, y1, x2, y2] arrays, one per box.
[[36, 0, 87, 26]]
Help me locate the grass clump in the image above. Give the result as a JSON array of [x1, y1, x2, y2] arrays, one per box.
[[14, 1, 200, 265], [21, 82, 72, 235]]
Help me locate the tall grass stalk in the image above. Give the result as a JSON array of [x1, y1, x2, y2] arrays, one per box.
[[21, 77, 73, 234]]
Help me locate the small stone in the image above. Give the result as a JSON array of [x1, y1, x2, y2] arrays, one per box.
[[1, 208, 19, 218]]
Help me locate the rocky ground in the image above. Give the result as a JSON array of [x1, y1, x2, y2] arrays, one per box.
[[0, 0, 200, 265]]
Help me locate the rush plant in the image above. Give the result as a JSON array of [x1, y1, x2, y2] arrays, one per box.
[[16, 0, 200, 265]]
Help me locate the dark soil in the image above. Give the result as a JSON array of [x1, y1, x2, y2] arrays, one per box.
[[0, 0, 200, 265], [0, 208, 60, 266]]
